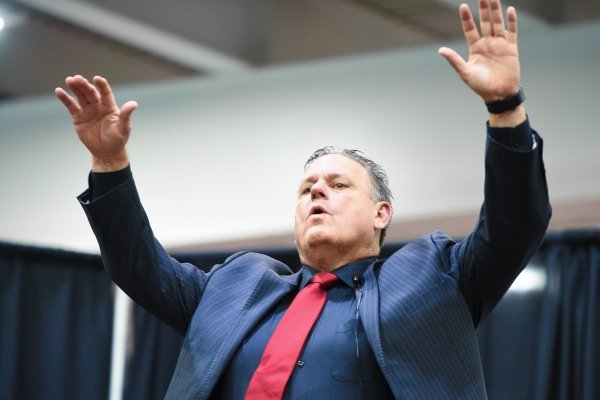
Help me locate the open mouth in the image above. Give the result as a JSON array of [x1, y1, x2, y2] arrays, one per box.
[[309, 205, 327, 217]]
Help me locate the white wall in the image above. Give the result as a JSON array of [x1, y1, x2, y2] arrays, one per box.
[[1, 21, 599, 253]]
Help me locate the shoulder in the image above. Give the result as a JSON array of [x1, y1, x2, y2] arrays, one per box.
[[199, 251, 299, 302], [379, 230, 459, 282], [210, 251, 296, 277], [386, 230, 456, 263]]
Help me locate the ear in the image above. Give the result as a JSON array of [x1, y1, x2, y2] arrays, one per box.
[[373, 201, 393, 230]]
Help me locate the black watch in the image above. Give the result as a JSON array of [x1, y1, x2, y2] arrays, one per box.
[[485, 88, 526, 114]]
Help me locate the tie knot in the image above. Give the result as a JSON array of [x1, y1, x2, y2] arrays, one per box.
[[311, 272, 338, 290]]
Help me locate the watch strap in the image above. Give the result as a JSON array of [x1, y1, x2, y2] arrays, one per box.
[[485, 87, 526, 114]]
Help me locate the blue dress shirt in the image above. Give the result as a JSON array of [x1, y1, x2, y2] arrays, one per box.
[[215, 258, 394, 399]]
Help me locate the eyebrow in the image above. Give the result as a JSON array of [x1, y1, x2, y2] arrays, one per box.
[[301, 172, 346, 183], [298, 172, 348, 190]]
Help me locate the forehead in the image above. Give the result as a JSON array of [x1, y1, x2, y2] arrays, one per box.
[[301, 154, 369, 181]]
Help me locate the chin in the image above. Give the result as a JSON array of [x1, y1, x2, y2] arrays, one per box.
[[301, 229, 335, 249]]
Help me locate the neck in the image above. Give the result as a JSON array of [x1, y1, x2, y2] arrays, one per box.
[[299, 242, 379, 272]]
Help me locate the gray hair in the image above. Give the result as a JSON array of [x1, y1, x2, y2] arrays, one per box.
[[304, 146, 393, 247]]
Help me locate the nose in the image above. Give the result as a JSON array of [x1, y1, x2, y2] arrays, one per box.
[[310, 180, 327, 200]]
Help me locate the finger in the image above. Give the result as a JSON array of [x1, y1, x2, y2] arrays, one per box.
[[478, 0, 492, 37], [66, 75, 99, 106], [54, 87, 80, 116], [438, 47, 469, 80], [506, 6, 518, 44], [75, 75, 101, 104], [490, 0, 505, 37], [459, 4, 480, 47], [93, 76, 118, 109], [64, 76, 87, 107]]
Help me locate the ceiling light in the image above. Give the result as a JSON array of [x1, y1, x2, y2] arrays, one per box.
[[0, 4, 29, 31]]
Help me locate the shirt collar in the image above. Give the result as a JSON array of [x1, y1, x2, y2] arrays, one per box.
[[300, 257, 376, 289]]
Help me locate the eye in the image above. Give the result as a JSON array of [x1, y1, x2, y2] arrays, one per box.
[[333, 182, 347, 189], [300, 186, 311, 195]]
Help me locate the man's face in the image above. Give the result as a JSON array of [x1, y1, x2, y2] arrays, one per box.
[[294, 154, 390, 268]]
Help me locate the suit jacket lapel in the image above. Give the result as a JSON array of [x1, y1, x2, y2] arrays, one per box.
[[360, 261, 389, 381], [193, 267, 301, 398]]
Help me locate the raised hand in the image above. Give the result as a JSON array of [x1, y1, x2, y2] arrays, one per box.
[[439, 0, 520, 103], [55, 75, 138, 172]]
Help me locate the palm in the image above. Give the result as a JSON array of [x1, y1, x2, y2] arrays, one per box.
[[465, 38, 520, 100], [73, 102, 128, 158]]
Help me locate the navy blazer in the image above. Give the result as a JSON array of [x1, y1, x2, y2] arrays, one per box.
[[80, 129, 550, 399]]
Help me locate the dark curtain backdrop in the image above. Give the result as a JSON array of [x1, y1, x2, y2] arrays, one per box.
[[532, 231, 600, 400], [0, 242, 114, 400], [477, 230, 600, 400], [1, 230, 599, 399]]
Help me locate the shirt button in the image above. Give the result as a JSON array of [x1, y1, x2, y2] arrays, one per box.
[[297, 360, 305, 368]]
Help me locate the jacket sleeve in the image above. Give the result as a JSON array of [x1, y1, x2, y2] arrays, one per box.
[[445, 119, 552, 327], [79, 174, 209, 335]]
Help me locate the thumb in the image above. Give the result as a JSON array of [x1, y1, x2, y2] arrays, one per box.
[[119, 100, 138, 124], [438, 47, 468, 80]]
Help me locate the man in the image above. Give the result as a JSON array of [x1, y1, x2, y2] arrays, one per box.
[[55, 0, 551, 398]]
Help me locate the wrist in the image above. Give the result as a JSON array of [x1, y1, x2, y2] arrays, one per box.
[[488, 105, 527, 128], [485, 87, 525, 114], [92, 150, 129, 172]]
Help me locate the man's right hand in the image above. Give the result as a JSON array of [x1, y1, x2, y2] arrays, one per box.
[[55, 75, 138, 172]]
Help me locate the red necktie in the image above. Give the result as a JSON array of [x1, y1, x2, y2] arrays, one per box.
[[245, 272, 338, 400]]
